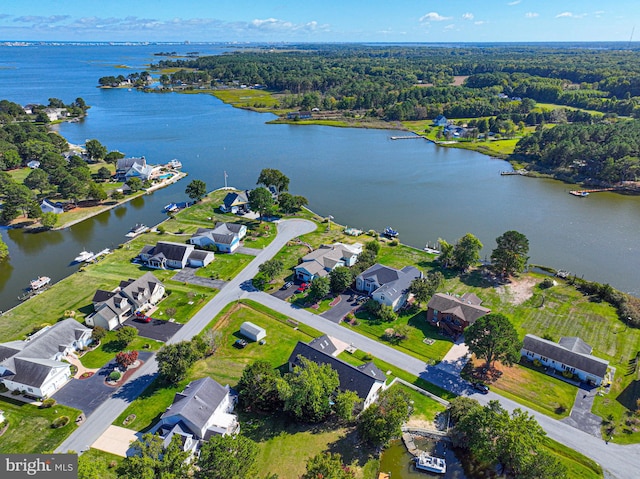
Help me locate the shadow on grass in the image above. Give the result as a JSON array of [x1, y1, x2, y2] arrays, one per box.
[[616, 379, 640, 411], [326, 427, 373, 467], [102, 340, 127, 353], [239, 410, 341, 444]]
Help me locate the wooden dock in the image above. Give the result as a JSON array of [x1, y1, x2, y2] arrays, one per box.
[[569, 188, 615, 197], [390, 136, 424, 140], [500, 170, 528, 176]]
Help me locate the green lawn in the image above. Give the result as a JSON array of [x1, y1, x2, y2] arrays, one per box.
[[155, 288, 216, 323], [80, 333, 162, 369], [391, 383, 447, 423], [114, 300, 322, 432], [78, 449, 122, 479], [542, 437, 603, 479], [195, 253, 254, 281], [0, 396, 81, 453]]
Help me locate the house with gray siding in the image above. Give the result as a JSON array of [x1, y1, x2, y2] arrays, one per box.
[[355, 263, 422, 311], [189, 223, 247, 253], [294, 242, 362, 282]]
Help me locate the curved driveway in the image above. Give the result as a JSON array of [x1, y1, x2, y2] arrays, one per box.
[[56, 218, 640, 478]]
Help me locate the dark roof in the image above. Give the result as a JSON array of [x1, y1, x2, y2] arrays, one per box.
[[92, 289, 116, 304], [558, 336, 593, 355], [161, 377, 229, 439], [522, 334, 609, 378], [222, 191, 249, 209], [8, 358, 67, 388], [188, 250, 211, 261], [358, 263, 401, 286], [427, 293, 491, 325], [141, 242, 192, 262], [288, 341, 385, 400], [308, 335, 338, 356], [0, 342, 25, 362], [116, 157, 145, 171]]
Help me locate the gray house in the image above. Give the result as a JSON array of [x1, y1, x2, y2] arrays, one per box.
[[0, 319, 92, 398], [521, 334, 609, 386], [355, 263, 422, 311], [138, 241, 213, 269], [189, 223, 247, 253], [158, 377, 239, 453], [294, 243, 362, 283]]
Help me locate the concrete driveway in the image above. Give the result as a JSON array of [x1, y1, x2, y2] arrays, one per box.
[[92, 426, 140, 457], [123, 317, 183, 342], [53, 351, 154, 417]]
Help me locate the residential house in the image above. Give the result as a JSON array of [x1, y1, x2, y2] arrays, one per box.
[[157, 377, 239, 453], [40, 199, 64, 215], [115, 157, 154, 182], [138, 241, 213, 270], [0, 318, 92, 398], [444, 124, 471, 139], [426, 293, 491, 336], [286, 111, 312, 120], [288, 339, 386, 411], [86, 272, 165, 330], [44, 108, 68, 122], [189, 223, 247, 253], [220, 190, 250, 214], [27, 160, 41, 169], [355, 263, 422, 311], [294, 243, 362, 282], [521, 335, 609, 386], [433, 115, 448, 127]]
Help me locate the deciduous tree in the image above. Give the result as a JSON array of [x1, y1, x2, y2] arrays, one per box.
[[85, 139, 107, 161], [258, 258, 283, 281], [329, 266, 354, 293], [237, 360, 282, 411], [185, 179, 207, 202], [257, 168, 289, 195], [409, 271, 444, 306], [156, 340, 203, 385], [357, 387, 411, 446], [117, 433, 190, 479], [464, 313, 521, 370], [248, 187, 275, 221], [308, 276, 330, 302], [452, 233, 483, 271], [196, 434, 258, 479], [301, 452, 355, 479], [40, 212, 57, 229]]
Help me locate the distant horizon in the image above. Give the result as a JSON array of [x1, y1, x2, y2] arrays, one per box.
[[1, 1, 638, 43]]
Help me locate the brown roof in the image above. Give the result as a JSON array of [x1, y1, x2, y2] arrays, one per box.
[[427, 293, 490, 325]]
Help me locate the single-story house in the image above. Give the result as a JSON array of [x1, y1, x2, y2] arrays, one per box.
[[158, 377, 239, 452], [426, 293, 491, 336], [138, 241, 213, 270], [40, 199, 64, 215], [288, 340, 386, 411], [27, 160, 41, 169], [86, 272, 166, 330], [220, 190, 250, 214], [189, 223, 247, 253], [294, 243, 362, 282], [286, 111, 312, 120], [355, 263, 422, 311], [240, 322, 266, 342], [521, 335, 610, 386], [0, 318, 92, 398], [433, 115, 448, 127], [115, 157, 154, 182]]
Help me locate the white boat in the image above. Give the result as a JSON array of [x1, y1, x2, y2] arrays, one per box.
[[168, 159, 182, 169], [414, 452, 446, 474], [73, 250, 94, 263], [383, 227, 399, 238], [30, 276, 51, 291], [125, 224, 149, 238]]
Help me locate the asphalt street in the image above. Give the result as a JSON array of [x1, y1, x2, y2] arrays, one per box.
[[55, 218, 640, 478]]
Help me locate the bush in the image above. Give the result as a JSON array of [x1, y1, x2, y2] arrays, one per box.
[[540, 278, 555, 289], [51, 416, 70, 429], [533, 359, 542, 367], [562, 370, 574, 379], [389, 239, 399, 246], [0, 384, 8, 393], [40, 398, 56, 409], [109, 371, 122, 381], [91, 326, 107, 342]]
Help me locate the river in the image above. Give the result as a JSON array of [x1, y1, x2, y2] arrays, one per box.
[[0, 43, 639, 312]]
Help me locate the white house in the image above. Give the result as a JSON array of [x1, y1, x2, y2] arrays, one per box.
[[220, 190, 250, 214], [521, 334, 610, 386], [189, 223, 247, 253], [40, 199, 64, 215], [115, 157, 154, 182], [294, 243, 362, 282], [288, 340, 386, 411], [158, 377, 239, 452], [86, 273, 165, 330], [355, 263, 422, 311], [240, 322, 266, 342], [0, 319, 92, 398], [0, 410, 5, 424]]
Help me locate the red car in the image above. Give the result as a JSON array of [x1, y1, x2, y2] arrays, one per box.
[[296, 282, 309, 293], [135, 311, 152, 322]]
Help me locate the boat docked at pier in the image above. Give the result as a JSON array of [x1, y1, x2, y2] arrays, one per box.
[[383, 227, 399, 238], [414, 452, 446, 474], [73, 250, 94, 263], [29, 276, 51, 291], [126, 224, 149, 238]]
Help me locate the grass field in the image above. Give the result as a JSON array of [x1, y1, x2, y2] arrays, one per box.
[[78, 449, 122, 479], [195, 253, 254, 282], [542, 437, 603, 479], [0, 395, 81, 453]]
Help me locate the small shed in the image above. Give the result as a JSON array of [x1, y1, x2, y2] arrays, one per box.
[[240, 322, 266, 342]]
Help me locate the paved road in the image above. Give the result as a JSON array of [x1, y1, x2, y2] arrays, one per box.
[[56, 218, 640, 478], [56, 219, 315, 455]]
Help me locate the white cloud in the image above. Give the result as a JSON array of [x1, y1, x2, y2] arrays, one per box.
[[507, 1, 521, 5], [14, 15, 70, 25], [419, 12, 451, 22], [462, 13, 474, 21], [525, 12, 539, 18], [556, 12, 586, 19], [444, 24, 455, 30], [474, 21, 487, 25]]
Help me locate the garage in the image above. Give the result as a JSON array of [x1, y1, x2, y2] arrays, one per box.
[[240, 321, 266, 342]]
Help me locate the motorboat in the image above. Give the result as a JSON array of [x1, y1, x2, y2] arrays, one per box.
[[125, 224, 149, 238], [30, 276, 51, 291], [414, 452, 446, 474], [383, 227, 399, 238], [73, 250, 94, 263]]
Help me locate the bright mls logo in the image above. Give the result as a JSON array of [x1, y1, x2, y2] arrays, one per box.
[[1, 454, 77, 478]]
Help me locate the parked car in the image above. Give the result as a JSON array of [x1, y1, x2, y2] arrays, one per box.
[[135, 311, 152, 322], [281, 281, 294, 290], [296, 282, 309, 293], [472, 382, 489, 394], [234, 339, 248, 349]]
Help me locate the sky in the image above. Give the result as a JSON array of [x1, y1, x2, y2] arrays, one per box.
[[0, 1, 638, 43]]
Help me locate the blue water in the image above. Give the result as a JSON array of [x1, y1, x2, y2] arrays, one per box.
[[0, 44, 639, 311]]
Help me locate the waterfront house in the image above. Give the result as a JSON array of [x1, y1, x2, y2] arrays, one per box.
[[288, 339, 386, 411], [138, 241, 213, 269], [40, 199, 64, 215], [286, 111, 312, 120], [355, 263, 422, 311], [44, 108, 68, 122], [115, 157, 154, 181], [189, 223, 247, 253], [158, 377, 239, 453], [433, 115, 448, 127], [0, 319, 92, 398], [220, 190, 250, 214], [426, 293, 491, 336], [294, 242, 362, 282], [86, 272, 165, 330], [521, 335, 609, 386]]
